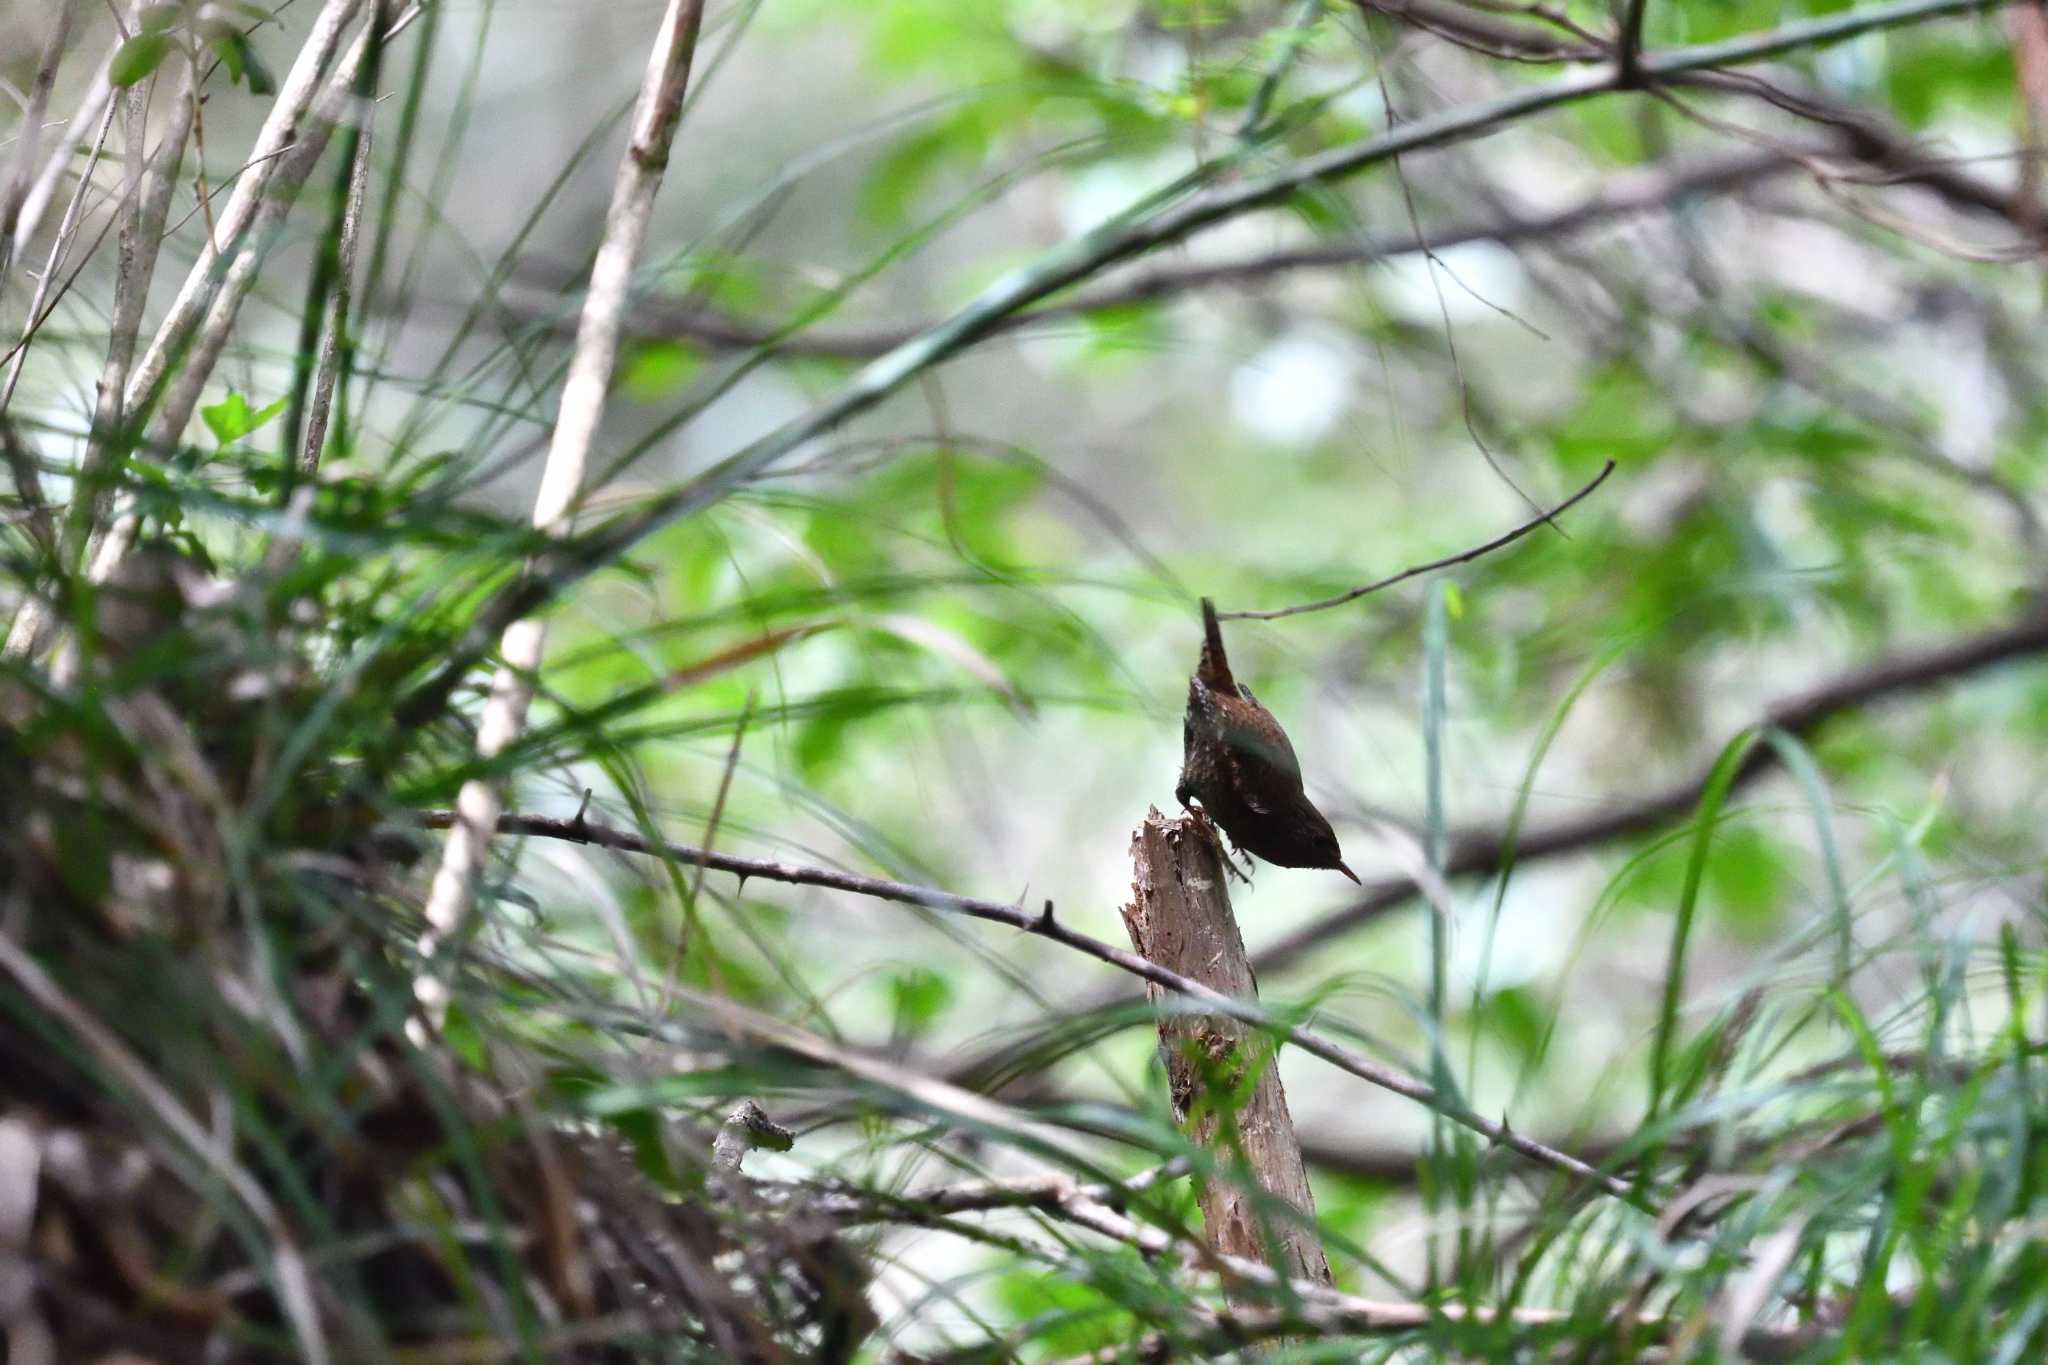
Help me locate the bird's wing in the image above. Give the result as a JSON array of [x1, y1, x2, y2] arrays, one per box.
[[1187, 679, 1304, 815], [1230, 683, 1305, 785]]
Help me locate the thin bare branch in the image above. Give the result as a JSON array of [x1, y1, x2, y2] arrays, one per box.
[[499, 149, 1792, 359], [119, 0, 368, 422], [12, 104, 117, 292], [418, 807, 1640, 1205], [74, 81, 175, 546], [1353, 0, 1602, 62], [1238, 0, 1327, 136], [3, 77, 194, 661], [1674, 68, 2048, 245], [1618, 0, 1652, 83], [0, 0, 82, 278], [84, 83, 354, 594], [1220, 460, 1616, 621], [298, 121, 374, 476], [1, 94, 120, 432], [413, 0, 709, 1028]]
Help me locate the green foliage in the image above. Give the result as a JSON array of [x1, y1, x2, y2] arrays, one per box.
[[200, 389, 291, 446], [8, 0, 2048, 1358], [618, 339, 703, 401], [109, 30, 173, 87], [113, 0, 276, 91]]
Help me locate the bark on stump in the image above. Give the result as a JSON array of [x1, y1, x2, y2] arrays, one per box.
[[1122, 807, 1331, 1288]]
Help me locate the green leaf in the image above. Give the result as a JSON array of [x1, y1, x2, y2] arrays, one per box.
[[234, 34, 277, 94], [1648, 726, 1762, 1120], [200, 390, 291, 446], [211, 29, 245, 84], [619, 340, 702, 400], [888, 967, 952, 1031], [1548, 361, 1673, 468], [1476, 986, 1547, 1067], [1762, 727, 1854, 984], [110, 32, 173, 88]]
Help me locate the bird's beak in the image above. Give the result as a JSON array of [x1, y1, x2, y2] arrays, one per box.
[[1335, 860, 1361, 885]]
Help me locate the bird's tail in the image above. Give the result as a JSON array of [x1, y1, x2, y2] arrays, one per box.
[[1197, 597, 1235, 690]]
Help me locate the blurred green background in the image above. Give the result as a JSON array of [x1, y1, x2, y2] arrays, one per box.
[[7, 0, 2048, 1357]]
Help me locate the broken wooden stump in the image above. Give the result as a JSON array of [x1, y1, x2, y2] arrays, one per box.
[[1122, 806, 1331, 1289]]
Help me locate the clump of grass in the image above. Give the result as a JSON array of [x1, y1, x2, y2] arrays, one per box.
[[4, 2, 2048, 1362]]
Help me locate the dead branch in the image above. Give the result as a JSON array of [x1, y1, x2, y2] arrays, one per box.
[[1123, 808, 1332, 1288], [419, 807, 1637, 1204], [413, 0, 708, 1027]]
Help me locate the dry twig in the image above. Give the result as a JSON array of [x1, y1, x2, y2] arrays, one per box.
[[419, 807, 1638, 1203], [1219, 460, 1615, 621], [414, 0, 709, 1026]]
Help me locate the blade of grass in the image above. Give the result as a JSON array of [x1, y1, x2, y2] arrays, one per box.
[[1761, 726, 1854, 987], [1648, 727, 1761, 1123]]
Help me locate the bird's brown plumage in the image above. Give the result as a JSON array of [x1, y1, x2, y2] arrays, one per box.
[[1176, 599, 1359, 882]]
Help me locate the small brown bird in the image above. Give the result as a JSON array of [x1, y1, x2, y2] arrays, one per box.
[[1176, 598, 1360, 883]]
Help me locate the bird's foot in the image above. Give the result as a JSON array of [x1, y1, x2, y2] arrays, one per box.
[[1176, 802, 1249, 883], [1220, 835, 1255, 885]]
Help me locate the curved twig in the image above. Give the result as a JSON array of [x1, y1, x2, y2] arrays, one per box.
[[1219, 460, 1616, 621], [413, 0, 708, 1028]]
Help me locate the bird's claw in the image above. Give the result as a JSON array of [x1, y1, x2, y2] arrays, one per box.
[[1221, 840, 1254, 885], [1178, 799, 1253, 884]]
